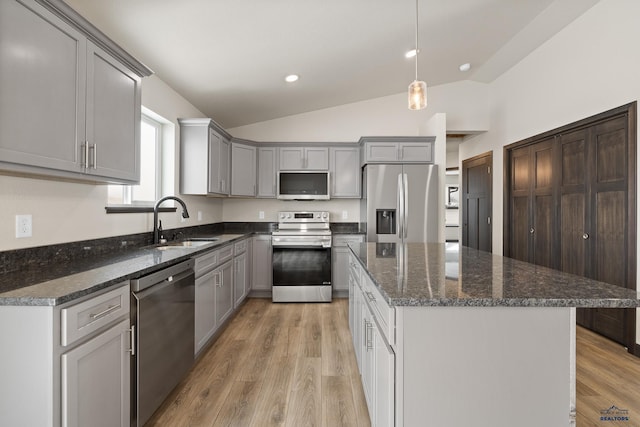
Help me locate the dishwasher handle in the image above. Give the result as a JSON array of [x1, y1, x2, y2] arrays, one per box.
[[131, 259, 195, 292]]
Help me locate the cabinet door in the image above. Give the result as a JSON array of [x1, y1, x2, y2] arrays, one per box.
[[207, 129, 222, 193], [215, 261, 234, 325], [219, 137, 230, 195], [195, 270, 217, 354], [0, 0, 85, 174], [373, 326, 395, 427], [279, 147, 305, 170], [251, 236, 273, 291], [85, 42, 141, 183], [399, 143, 433, 163], [305, 147, 329, 170], [364, 143, 398, 163], [231, 143, 256, 196], [330, 147, 361, 197], [361, 305, 375, 417], [61, 319, 130, 427], [332, 247, 349, 291], [257, 147, 277, 197], [234, 253, 247, 307]]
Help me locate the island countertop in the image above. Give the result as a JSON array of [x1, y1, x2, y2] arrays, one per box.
[[348, 242, 640, 308]]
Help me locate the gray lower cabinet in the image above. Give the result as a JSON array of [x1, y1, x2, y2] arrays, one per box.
[[233, 239, 250, 307], [231, 143, 256, 196], [251, 235, 273, 295], [332, 234, 365, 295], [257, 147, 278, 198], [0, 0, 147, 184], [0, 282, 131, 427], [61, 318, 130, 427], [215, 260, 234, 325], [330, 147, 361, 198], [194, 244, 234, 354], [179, 119, 230, 196]]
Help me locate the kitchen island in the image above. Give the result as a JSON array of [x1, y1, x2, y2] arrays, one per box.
[[347, 242, 640, 427]]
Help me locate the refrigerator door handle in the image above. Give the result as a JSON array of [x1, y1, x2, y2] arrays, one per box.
[[397, 173, 404, 239], [403, 173, 409, 239]]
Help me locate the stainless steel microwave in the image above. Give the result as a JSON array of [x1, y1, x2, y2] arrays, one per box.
[[277, 171, 330, 200]]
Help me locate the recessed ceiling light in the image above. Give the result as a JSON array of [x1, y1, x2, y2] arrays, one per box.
[[285, 74, 299, 83], [405, 49, 417, 59], [459, 63, 471, 72]]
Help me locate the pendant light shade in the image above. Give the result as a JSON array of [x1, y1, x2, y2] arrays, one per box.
[[408, 0, 427, 110], [408, 80, 427, 110]]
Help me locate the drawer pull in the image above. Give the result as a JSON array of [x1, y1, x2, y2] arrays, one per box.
[[366, 291, 376, 302], [89, 304, 120, 320]]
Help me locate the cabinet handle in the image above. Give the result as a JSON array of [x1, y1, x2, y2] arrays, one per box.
[[83, 142, 89, 169], [215, 272, 222, 287], [583, 233, 590, 240], [90, 143, 97, 169], [364, 320, 374, 351], [366, 291, 376, 302], [529, 227, 535, 234], [89, 304, 120, 320], [127, 325, 135, 356]]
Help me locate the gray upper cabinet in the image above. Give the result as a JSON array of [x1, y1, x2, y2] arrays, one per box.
[[0, 0, 149, 184], [362, 139, 434, 164], [279, 146, 329, 170], [330, 146, 361, 198], [180, 119, 230, 196], [257, 147, 277, 198], [231, 142, 256, 197]]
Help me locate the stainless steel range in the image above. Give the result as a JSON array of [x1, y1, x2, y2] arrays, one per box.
[[272, 211, 332, 302]]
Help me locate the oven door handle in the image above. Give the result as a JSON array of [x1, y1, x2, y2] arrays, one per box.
[[272, 239, 331, 249]]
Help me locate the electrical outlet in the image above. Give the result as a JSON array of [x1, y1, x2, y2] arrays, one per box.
[[16, 214, 32, 238], [342, 210, 348, 220], [259, 211, 265, 219], [197, 211, 203, 221]]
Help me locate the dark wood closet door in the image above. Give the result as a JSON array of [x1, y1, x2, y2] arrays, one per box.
[[531, 139, 555, 269], [462, 152, 492, 252], [588, 116, 631, 345], [505, 103, 636, 352], [509, 146, 531, 262]]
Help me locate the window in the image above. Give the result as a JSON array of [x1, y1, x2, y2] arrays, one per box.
[[107, 107, 175, 209]]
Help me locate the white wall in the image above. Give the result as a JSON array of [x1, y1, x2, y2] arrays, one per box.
[[0, 75, 222, 251], [457, 0, 640, 340]]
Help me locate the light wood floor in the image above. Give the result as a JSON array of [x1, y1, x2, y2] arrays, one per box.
[[147, 298, 370, 427], [148, 299, 640, 426]]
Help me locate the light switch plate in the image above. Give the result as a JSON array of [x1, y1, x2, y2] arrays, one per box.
[[342, 210, 348, 220], [259, 211, 265, 219], [16, 214, 32, 238]]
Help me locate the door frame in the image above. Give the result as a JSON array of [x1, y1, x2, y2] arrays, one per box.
[[503, 102, 637, 354], [461, 151, 493, 252]]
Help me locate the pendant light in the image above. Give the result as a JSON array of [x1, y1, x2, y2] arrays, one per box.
[[408, 0, 427, 110]]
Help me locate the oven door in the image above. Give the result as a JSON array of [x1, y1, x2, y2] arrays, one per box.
[[272, 242, 332, 302]]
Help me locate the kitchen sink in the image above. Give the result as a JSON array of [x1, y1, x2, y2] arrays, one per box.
[[154, 239, 218, 250]]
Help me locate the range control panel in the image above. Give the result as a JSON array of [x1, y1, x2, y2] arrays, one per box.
[[278, 211, 330, 223]]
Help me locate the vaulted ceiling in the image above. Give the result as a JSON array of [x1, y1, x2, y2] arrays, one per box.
[[66, 0, 599, 128]]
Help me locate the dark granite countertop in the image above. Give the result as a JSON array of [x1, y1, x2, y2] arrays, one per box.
[[0, 234, 249, 306], [349, 242, 640, 308]]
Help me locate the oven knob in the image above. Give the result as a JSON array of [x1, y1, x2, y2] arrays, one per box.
[[286, 213, 291, 219], [322, 212, 328, 219]]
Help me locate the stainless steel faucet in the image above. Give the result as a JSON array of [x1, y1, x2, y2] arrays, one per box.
[[153, 196, 190, 244]]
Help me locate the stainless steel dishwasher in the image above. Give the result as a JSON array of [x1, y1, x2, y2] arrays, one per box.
[[131, 258, 195, 427]]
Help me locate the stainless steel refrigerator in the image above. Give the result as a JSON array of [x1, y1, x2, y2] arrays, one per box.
[[361, 164, 439, 243]]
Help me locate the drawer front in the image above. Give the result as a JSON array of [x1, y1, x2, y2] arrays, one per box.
[[234, 239, 247, 255], [61, 283, 130, 347], [334, 235, 365, 248], [218, 244, 234, 264], [362, 276, 394, 345], [195, 249, 218, 276]]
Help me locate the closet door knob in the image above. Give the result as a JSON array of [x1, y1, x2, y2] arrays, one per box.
[[529, 228, 535, 234], [583, 233, 589, 240]]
